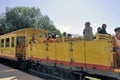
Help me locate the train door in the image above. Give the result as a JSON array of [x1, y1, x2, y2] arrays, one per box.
[[16, 36, 26, 60]]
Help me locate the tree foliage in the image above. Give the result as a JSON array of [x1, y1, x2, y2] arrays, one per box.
[[0, 7, 61, 35]]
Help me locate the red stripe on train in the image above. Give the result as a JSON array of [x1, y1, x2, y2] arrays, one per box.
[[27, 57, 114, 71], [0, 54, 16, 60]]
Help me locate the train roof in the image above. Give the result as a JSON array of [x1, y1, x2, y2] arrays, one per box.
[[0, 28, 47, 37]]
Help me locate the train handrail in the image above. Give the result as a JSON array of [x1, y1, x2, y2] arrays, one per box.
[[95, 33, 112, 41]]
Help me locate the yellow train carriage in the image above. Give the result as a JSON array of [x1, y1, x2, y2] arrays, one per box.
[[0, 32, 16, 60], [27, 32, 120, 79], [0, 28, 47, 61], [1, 28, 120, 79], [27, 33, 113, 69]]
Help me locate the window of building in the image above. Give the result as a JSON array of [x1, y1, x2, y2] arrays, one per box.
[[11, 37, 14, 47], [6, 38, 10, 47], [1, 39, 4, 48]]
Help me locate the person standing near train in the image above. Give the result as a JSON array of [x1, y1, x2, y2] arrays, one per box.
[[83, 22, 93, 40]]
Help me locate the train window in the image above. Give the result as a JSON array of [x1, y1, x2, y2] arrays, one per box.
[[17, 36, 25, 45], [1, 39, 4, 48], [6, 38, 10, 47], [11, 37, 14, 47]]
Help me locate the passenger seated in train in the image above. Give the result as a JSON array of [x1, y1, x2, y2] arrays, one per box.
[[44, 33, 60, 43], [99, 24, 108, 34], [56, 35, 61, 42], [31, 36, 37, 43], [67, 34, 72, 38], [52, 32, 56, 39], [47, 34, 52, 40], [97, 27, 102, 33], [94, 25, 109, 40]]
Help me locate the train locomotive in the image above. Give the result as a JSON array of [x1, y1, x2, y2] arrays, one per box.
[[0, 28, 120, 80]]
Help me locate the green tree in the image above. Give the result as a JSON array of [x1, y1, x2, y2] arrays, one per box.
[[0, 7, 61, 36], [0, 16, 9, 34], [5, 7, 42, 31]]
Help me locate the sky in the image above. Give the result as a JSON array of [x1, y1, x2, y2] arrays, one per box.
[[0, 0, 120, 35]]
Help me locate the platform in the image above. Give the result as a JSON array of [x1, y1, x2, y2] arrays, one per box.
[[0, 64, 44, 80]]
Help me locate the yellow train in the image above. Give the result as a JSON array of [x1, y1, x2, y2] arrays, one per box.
[[0, 28, 120, 80]]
